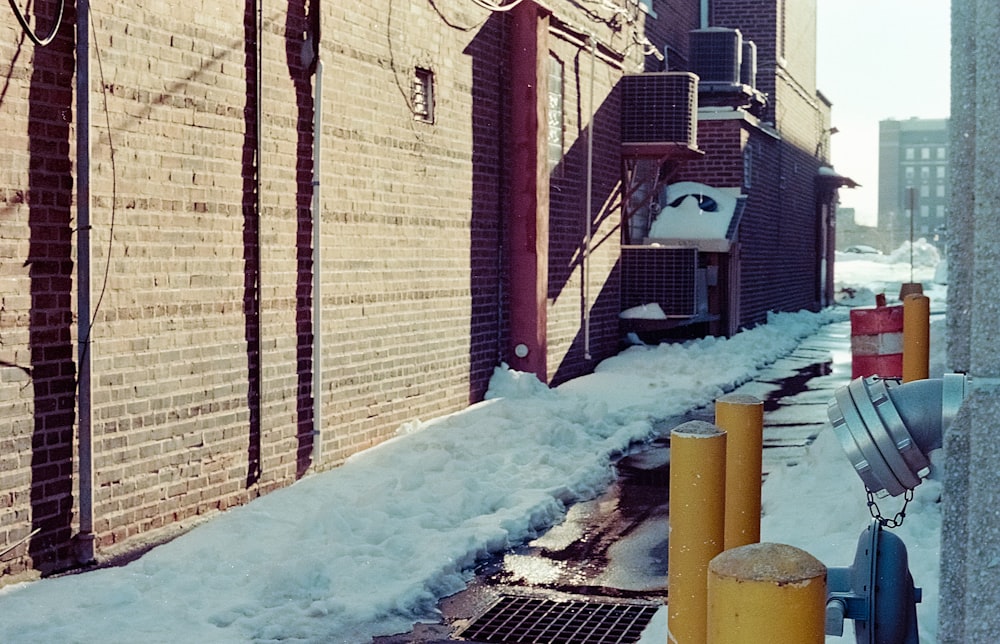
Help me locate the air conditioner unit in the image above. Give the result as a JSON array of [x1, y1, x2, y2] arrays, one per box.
[[741, 40, 757, 88], [620, 72, 698, 146], [690, 27, 742, 86]]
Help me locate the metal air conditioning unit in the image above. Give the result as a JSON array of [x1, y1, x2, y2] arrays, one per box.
[[740, 40, 757, 89], [620, 72, 698, 148], [690, 27, 742, 88]]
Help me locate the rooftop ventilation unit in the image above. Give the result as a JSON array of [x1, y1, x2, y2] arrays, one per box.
[[740, 40, 757, 88], [690, 27, 742, 87], [620, 72, 698, 147]]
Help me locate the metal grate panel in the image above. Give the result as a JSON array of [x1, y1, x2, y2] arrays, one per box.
[[620, 72, 697, 145], [620, 247, 698, 317], [690, 28, 742, 85], [459, 595, 658, 644]]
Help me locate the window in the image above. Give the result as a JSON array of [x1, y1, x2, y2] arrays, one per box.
[[921, 205, 930, 217], [920, 167, 930, 180], [937, 166, 946, 179], [936, 185, 946, 197], [920, 185, 930, 198], [547, 55, 564, 170], [937, 147, 946, 159], [905, 167, 914, 180], [905, 148, 915, 160], [937, 205, 946, 218], [921, 147, 930, 160], [638, 0, 657, 18], [412, 67, 434, 123]]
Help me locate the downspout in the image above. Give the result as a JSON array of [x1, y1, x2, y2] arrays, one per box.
[[700, 0, 709, 27], [311, 50, 323, 465], [583, 35, 595, 361], [76, 0, 96, 564]]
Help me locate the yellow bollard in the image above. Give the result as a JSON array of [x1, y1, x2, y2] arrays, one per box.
[[902, 293, 930, 383], [715, 394, 764, 550], [668, 421, 727, 644], [707, 543, 827, 644]]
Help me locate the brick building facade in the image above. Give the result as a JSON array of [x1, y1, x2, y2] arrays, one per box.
[[1, 0, 840, 582]]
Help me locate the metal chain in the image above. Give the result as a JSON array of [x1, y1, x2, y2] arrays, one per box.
[[866, 487, 913, 529]]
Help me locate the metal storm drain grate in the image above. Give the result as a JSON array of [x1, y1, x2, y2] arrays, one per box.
[[458, 595, 658, 644]]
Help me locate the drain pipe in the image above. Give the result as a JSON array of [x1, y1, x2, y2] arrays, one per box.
[[311, 53, 323, 466], [827, 374, 969, 498], [76, 0, 96, 564], [700, 0, 709, 27], [583, 35, 595, 361]]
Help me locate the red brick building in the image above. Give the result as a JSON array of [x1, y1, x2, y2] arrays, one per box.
[[0, 0, 842, 581]]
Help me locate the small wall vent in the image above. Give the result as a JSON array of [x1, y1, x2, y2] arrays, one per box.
[[690, 27, 742, 87], [620, 72, 698, 146]]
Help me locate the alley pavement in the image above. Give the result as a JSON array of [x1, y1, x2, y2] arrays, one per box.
[[374, 318, 856, 643]]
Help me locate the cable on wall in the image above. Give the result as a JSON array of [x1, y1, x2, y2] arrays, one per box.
[[468, 0, 524, 12], [8, 0, 65, 47]]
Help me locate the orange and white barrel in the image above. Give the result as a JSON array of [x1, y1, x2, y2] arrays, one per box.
[[850, 300, 904, 379]]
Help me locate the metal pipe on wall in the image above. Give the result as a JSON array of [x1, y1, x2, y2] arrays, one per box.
[[76, 0, 96, 564], [311, 56, 323, 466], [583, 35, 595, 361]]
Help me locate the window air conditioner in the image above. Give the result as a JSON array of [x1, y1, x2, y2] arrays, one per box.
[[690, 27, 742, 87], [620, 72, 698, 146]]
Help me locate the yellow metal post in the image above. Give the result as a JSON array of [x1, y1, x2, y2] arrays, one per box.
[[715, 394, 764, 550], [707, 543, 827, 644], [668, 421, 726, 644], [903, 293, 930, 382]]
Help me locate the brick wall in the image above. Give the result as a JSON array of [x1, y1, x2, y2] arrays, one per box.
[[0, 0, 639, 581], [0, 0, 78, 577], [678, 117, 824, 329], [545, 29, 626, 385]]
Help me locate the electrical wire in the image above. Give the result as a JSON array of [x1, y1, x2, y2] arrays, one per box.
[[8, 0, 64, 47], [87, 7, 117, 337], [469, 0, 524, 13]]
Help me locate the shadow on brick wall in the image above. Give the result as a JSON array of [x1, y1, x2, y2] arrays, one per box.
[[285, 0, 319, 479], [547, 59, 623, 386], [25, 7, 77, 574], [465, 17, 508, 404], [242, 0, 263, 487]]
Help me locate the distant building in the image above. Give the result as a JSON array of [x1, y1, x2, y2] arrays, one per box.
[[878, 117, 950, 251], [835, 207, 881, 250]]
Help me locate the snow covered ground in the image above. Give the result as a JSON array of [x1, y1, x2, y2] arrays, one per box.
[[0, 242, 947, 643]]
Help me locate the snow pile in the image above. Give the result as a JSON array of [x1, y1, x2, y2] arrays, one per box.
[[835, 239, 946, 307], [885, 238, 942, 267], [0, 308, 848, 644]]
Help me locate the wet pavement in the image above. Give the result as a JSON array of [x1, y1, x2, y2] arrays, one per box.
[[373, 319, 855, 643]]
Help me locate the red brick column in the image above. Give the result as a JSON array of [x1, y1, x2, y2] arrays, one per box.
[[507, 1, 550, 381]]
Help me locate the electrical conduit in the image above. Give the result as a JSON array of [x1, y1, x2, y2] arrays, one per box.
[[76, 0, 96, 564]]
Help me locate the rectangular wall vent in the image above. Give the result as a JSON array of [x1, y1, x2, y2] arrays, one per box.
[[690, 28, 742, 86], [620, 72, 697, 146], [458, 595, 658, 644]]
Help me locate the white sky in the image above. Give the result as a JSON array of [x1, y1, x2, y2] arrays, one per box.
[[817, 0, 952, 226]]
